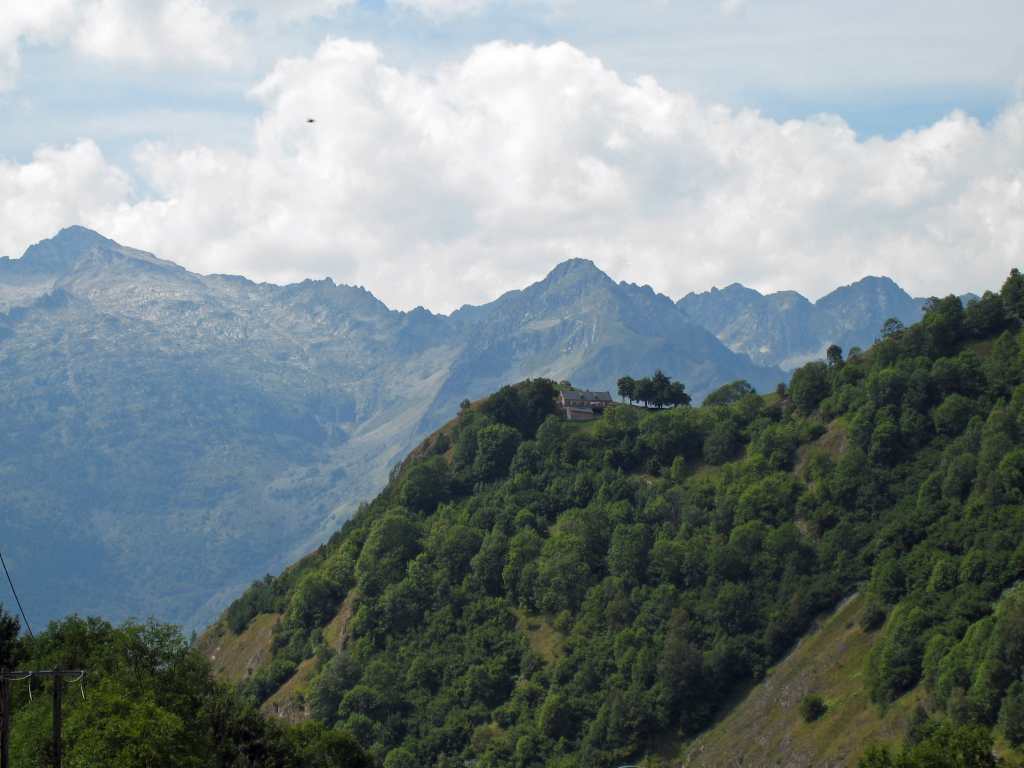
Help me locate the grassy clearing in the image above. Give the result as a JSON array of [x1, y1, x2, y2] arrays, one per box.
[[323, 590, 358, 651], [514, 609, 565, 665], [681, 594, 924, 768], [564, 418, 602, 433], [795, 417, 848, 477], [994, 735, 1024, 763], [261, 656, 318, 724], [966, 337, 997, 360], [687, 462, 723, 481], [196, 612, 280, 684]]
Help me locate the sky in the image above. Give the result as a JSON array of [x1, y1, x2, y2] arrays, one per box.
[[0, 0, 1022, 312]]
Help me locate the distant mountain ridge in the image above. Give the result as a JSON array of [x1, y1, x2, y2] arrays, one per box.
[[0, 228, 780, 629], [677, 276, 928, 370], [1, 227, 973, 629]]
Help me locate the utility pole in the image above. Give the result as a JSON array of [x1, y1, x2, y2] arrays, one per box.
[[1, 676, 10, 768], [0, 670, 84, 768], [52, 676, 62, 768]]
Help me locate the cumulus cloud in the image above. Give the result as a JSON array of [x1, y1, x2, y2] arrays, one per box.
[[0, 0, 362, 86], [0, 140, 134, 257], [2, 40, 1022, 311], [1, 0, 528, 89], [0, 0, 244, 83], [72, 0, 244, 68], [0, 1, 77, 88]]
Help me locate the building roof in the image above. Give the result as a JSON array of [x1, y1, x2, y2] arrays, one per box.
[[559, 389, 613, 402]]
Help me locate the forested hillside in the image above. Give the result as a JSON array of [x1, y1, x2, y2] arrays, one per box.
[[208, 270, 1024, 767]]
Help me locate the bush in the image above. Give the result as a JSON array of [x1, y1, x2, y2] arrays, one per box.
[[860, 597, 887, 632], [1000, 680, 1024, 747], [867, 606, 929, 704], [790, 362, 830, 414], [384, 747, 419, 768], [225, 575, 278, 634], [704, 380, 755, 407], [473, 423, 522, 481], [400, 456, 452, 514], [245, 657, 298, 704], [858, 722, 999, 768], [933, 394, 974, 437], [703, 419, 741, 464], [799, 694, 827, 723], [289, 572, 343, 630]]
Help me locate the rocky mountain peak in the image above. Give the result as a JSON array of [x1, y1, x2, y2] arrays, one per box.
[[816, 275, 909, 307], [53, 224, 117, 247], [678, 274, 927, 370], [18, 225, 119, 271], [540, 257, 614, 288], [16, 226, 185, 281]]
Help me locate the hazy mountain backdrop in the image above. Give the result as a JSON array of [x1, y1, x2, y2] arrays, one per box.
[[678, 278, 926, 370], [1, 227, 784, 629], [2, 227, 963, 629]]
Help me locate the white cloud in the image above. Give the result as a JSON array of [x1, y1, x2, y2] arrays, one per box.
[[390, 0, 495, 18], [72, 0, 243, 68], [0, 0, 244, 84], [0, 0, 361, 87], [223, 0, 355, 23], [0, 0, 509, 88], [1, 40, 1022, 311], [0, 140, 133, 258], [3, 1, 1022, 106], [718, 0, 746, 16], [0, 1, 77, 88]]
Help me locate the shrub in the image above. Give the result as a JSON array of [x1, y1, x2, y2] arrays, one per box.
[[790, 362, 830, 414], [799, 694, 827, 723], [860, 597, 887, 632], [225, 575, 278, 634], [1001, 680, 1024, 747], [400, 456, 452, 514], [867, 606, 929, 704], [934, 394, 974, 437]]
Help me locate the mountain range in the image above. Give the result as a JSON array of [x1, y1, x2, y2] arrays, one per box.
[[1, 227, 963, 629], [678, 278, 921, 369], [0, 227, 782, 629]]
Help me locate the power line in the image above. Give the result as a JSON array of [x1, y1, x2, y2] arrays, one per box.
[[1, 670, 84, 768], [0, 550, 33, 639]]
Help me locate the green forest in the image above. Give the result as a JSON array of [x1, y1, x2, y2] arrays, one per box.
[[6, 270, 1024, 766], [0, 612, 373, 767], [215, 271, 1024, 766]]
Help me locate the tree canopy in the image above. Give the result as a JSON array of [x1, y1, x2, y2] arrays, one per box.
[[219, 271, 1024, 767], [617, 369, 691, 408], [1, 614, 373, 768]]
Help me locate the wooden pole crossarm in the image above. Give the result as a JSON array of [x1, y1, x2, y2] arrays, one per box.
[[0, 670, 85, 768], [0, 671, 85, 679]]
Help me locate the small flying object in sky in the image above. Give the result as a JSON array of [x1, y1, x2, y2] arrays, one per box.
[[307, 118, 316, 123]]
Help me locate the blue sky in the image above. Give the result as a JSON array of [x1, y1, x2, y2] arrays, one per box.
[[1, 0, 1022, 310], [5, 0, 1019, 160]]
